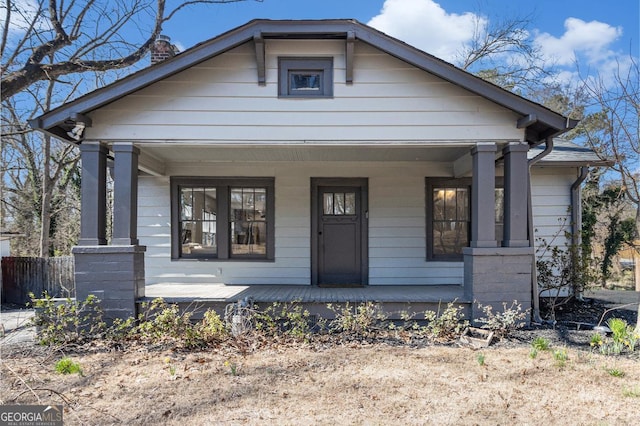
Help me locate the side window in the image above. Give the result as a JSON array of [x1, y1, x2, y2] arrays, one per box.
[[171, 178, 274, 260], [426, 178, 504, 260], [278, 57, 333, 98]]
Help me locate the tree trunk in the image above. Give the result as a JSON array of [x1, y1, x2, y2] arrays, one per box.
[[39, 78, 55, 258], [635, 205, 640, 334], [39, 134, 51, 258]]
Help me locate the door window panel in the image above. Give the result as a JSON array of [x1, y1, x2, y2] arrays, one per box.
[[323, 192, 356, 216]]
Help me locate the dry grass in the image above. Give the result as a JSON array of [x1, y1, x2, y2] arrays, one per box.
[[2, 342, 640, 425]]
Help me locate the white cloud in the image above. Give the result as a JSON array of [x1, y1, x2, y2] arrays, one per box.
[[368, 3, 631, 88], [367, 0, 482, 62], [0, 0, 49, 37], [534, 18, 623, 67]]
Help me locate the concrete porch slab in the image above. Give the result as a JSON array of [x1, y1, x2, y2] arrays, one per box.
[[143, 283, 470, 304]]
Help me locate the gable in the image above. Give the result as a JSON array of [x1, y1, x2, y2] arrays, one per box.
[[30, 19, 576, 144], [85, 39, 522, 143]]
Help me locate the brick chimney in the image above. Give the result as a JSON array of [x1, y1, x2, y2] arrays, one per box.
[[150, 35, 179, 65]]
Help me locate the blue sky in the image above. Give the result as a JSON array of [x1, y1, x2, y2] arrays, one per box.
[[165, 0, 639, 85]]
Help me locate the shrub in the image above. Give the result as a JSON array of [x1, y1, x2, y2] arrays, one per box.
[[475, 301, 528, 340], [30, 293, 107, 346], [135, 298, 194, 341], [422, 302, 469, 341], [327, 302, 388, 338], [254, 301, 313, 341], [199, 309, 229, 343]]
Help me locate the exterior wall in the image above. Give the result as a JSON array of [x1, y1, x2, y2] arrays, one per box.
[[87, 41, 522, 143], [139, 163, 578, 288], [530, 167, 576, 253], [139, 161, 464, 287]]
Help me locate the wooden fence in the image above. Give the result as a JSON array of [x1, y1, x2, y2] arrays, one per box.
[[1, 256, 75, 305]]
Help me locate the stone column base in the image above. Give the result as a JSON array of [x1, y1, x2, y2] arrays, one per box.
[[463, 247, 533, 324], [72, 245, 146, 320]]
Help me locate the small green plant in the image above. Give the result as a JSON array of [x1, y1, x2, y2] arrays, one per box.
[[552, 348, 568, 367], [164, 357, 177, 377], [622, 386, 640, 398], [476, 353, 486, 366], [606, 367, 625, 378], [590, 333, 604, 348], [55, 357, 82, 375], [597, 318, 639, 355], [531, 336, 551, 351], [529, 347, 538, 359], [224, 360, 238, 376], [475, 301, 528, 340]]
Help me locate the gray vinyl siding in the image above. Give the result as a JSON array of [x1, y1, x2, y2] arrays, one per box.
[[87, 40, 522, 143], [138, 162, 465, 286], [530, 168, 575, 252]]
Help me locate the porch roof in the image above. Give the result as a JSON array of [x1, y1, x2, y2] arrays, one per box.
[[530, 139, 613, 167], [30, 19, 576, 145]]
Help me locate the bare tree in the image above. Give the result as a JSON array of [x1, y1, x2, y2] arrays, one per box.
[[456, 12, 554, 94], [578, 57, 640, 330], [1, 78, 80, 256], [1, 0, 259, 257], [1, 0, 259, 100]]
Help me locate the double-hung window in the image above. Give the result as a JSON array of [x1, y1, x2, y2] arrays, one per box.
[[171, 177, 274, 260], [426, 178, 504, 260]]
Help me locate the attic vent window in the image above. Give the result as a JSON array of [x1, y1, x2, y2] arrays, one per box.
[[279, 57, 333, 98]]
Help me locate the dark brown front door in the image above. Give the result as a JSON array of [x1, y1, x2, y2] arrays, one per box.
[[311, 179, 368, 286]]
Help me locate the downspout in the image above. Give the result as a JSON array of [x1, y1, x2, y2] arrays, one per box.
[[571, 166, 590, 300], [527, 137, 554, 323]]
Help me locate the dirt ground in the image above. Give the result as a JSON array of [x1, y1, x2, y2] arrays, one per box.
[[1, 293, 639, 425]]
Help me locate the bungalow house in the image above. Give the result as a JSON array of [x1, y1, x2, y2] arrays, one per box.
[[30, 19, 606, 322]]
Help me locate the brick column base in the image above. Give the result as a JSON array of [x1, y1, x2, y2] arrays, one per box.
[[463, 247, 533, 324], [72, 245, 146, 320]]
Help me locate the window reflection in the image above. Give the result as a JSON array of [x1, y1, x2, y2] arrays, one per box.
[[180, 187, 217, 257], [290, 72, 321, 91], [322, 192, 356, 216], [431, 184, 504, 256], [230, 187, 267, 256]]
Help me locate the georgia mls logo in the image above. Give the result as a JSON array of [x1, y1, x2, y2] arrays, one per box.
[[0, 405, 63, 426]]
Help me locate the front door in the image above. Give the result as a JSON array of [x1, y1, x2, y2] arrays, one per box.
[[311, 178, 368, 286]]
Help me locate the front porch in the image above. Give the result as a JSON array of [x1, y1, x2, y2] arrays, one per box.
[[69, 140, 534, 323], [142, 283, 471, 319]]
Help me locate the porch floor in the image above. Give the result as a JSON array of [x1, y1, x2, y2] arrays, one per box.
[[142, 283, 469, 304]]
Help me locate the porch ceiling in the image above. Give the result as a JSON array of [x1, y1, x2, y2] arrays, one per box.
[[135, 144, 473, 166]]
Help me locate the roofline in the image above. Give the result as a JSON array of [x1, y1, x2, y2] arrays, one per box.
[[30, 19, 576, 143]]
